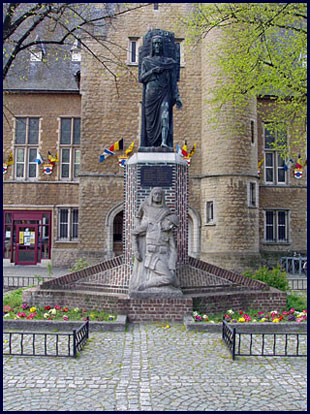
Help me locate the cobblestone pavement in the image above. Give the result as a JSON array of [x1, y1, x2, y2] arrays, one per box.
[[3, 323, 307, 411]]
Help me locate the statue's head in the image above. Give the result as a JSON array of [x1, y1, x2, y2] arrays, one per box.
[[151, 35, 163, 56], [151, 187, 164, 204]]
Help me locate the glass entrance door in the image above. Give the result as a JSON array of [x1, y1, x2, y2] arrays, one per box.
[[16, 224, 38, 265]]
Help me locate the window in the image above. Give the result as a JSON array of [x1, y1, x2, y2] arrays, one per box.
[[60, 118, 80, 180], [264, 123, 287, 185], [153, 3, 159, 10], [14, 117, 39, 179], [249, 182, 257, 207], [30, 50, 43, 62], [175, 38, 185, 66], [57, 208, 79, 241], [128, 38, 140, 64], [206, 201, 214, 224], [250, 120, 255, 145], [264, 210, 289, 243]]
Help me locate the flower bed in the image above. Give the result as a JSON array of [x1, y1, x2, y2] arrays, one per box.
[[3, 303, 116, 322], [193, 308, 307, 324]]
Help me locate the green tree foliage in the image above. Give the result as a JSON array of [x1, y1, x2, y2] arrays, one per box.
[[181, 3, 307, 157]]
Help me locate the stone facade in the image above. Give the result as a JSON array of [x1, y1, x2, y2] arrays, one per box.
[[3, 3, 307, 272]]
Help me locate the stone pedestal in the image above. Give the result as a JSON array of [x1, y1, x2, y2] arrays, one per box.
[[124, 152, 189, 297]]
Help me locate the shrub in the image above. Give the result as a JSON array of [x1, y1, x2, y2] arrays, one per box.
[[286, 294, 307, 312], [3, 288, 24, 308], [68, 258, 90, 273], [243, 264, 290, 291]]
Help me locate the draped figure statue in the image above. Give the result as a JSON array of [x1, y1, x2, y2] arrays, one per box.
[[139, 30, 182, 150]]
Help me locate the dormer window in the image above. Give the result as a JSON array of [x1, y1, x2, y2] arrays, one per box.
[[71, 39, 81, 62], [30, 36, 44, 62], [30, 49, 43, 62]]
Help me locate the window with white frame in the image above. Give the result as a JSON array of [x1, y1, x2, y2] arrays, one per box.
[[264, 122, 287, 185], [206, 201, 214, 224], [248, 182, 257, 207], [60, 118, 80, 180], [128, 38, 140, 65], [14, 117, 40, 179], [264, 210, 289, 243], [57, 208, 79, 240]]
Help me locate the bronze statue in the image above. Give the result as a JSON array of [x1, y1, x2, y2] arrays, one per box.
[[129, 187, 182, 294], [139, 30, 182, 150]]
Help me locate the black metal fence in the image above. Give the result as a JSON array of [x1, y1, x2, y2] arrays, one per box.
[[222, 320, 307, 360], [3, 318, 89, 358]]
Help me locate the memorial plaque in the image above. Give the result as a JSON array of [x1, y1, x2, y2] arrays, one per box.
[[140, 166, 173, 187]]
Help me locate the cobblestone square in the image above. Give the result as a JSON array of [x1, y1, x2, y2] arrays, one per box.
[[3, 323, 307, 411]]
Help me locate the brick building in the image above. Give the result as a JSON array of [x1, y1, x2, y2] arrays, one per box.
[[3, 3, 307, 273]]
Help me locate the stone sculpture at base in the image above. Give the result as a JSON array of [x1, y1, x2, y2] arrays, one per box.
[[129, 187, 183, 298]]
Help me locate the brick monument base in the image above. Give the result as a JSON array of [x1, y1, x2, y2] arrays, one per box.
[[23, 153, 286, 320]]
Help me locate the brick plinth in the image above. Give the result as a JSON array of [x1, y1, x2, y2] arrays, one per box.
[[23, 287, 193, 322], [124, 153, 189, 266], [193, 288, 287, 314]]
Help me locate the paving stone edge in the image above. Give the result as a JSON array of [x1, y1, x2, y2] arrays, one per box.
[[183, 316, 307, 333], [3, 314, 127, 332]]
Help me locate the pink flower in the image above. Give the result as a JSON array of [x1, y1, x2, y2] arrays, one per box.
[[18, 312, 26, 318], [4, 305, 11, 313], [63, 315, 69, 321], [22, 304, 29, 310], [55, 305, 62, 310], [258, 312, 264, 315], [290, 308, 295, 313]]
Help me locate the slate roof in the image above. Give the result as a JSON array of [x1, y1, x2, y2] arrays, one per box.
[[4, 44, 80, 92]]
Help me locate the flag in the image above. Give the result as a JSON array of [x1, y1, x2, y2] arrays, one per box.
[[100, 139, 124, 162], [294, 168, 303, 179], [7, 152, 14, 166], [295, 158, 303, 169], [283, 159, 294, 171], [181, 141, 188, 157], [109, 138, 123, 152], [257, 157, 265, 168], [48, 151, 59, 164], [3, 164, 8, 174], [125, 141, 134, 157], [34, 151, 44, 165], [100, 148, 114, 163], [188, 144, 197, 158], [176, 142, 188, 157], [176, 143, 182, 156]]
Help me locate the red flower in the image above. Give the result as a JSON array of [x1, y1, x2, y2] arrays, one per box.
[[44, 306, 51, 310], [54, 305, 62, 310], [239, 311, 244, 315], [62, 307, 69, 312]]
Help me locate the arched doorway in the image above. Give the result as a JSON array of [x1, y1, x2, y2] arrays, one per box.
[[113, 210, 123, 256]]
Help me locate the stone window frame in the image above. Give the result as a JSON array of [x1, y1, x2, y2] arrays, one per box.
[[175, 37, 185, 67], [56, 206, 79, 242], [250, 119, 256, 146], [127, 37, 141, 65], [263, 209, 290, 244], [263, 122, 288, 186], [205, 201, 215, 225], [248, 181, 258, 208], [13, 116, 42, 181], [58, 117, 81, 181]]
